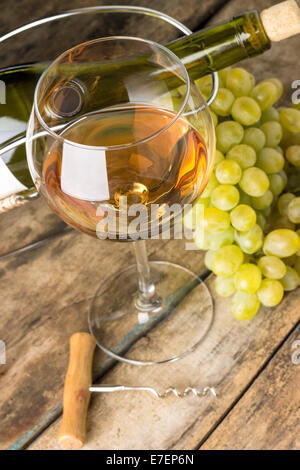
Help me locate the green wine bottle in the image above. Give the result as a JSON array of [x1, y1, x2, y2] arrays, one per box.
[[1, 1, 299, 210]]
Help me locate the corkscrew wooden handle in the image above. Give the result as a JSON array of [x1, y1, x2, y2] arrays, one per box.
[[58, 332, 96, 450]]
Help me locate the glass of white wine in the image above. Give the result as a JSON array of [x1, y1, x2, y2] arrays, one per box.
[[26, 36, 215, 365]]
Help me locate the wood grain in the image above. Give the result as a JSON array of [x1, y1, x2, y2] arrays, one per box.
[[201, 324, 300, 450], [0, 0, 228, 67], [0, 197, 66, 256], [28, 279, 300, 450]]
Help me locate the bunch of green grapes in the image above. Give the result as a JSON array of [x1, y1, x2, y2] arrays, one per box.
[[184, 67, 300, 321]]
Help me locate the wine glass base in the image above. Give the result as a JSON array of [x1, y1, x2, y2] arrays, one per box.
[[88, 261, 214, 366]]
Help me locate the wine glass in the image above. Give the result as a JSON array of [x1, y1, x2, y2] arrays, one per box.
[[26, 36, 215, 365]]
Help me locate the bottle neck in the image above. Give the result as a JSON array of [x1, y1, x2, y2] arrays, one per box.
[[167, 11, 271, 81]]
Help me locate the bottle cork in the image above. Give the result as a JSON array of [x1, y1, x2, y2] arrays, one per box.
[[261, 0, 300, 42]]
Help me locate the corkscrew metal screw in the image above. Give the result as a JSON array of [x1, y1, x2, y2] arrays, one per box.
[[89, 384, 217, 398], [58, 334, 217, 449]]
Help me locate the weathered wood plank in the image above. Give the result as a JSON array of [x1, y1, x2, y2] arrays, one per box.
[[0, 197, 66, 255], [0, 234, 207, 450], [201, 324, 300, 450], [28, 278, 300, 450], [0, 0, 228, 67]]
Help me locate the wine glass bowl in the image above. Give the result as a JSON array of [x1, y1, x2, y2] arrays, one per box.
[[27, 37, 215, 240]]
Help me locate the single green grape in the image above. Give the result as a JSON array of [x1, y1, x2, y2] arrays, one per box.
[[257, 256, 287, 279], [211, 184, 240, 211], [204, 250, 215, 270], [183, 198, 210, 230], [206, 226, 235, 250], [216, 121, 244, 154], [210, 110, 218, 128], [260, 121, 283, 147], [260, 106, 280, 124], [183, 207, 195, 231], [230, 204, 256, 232], [264, 78, 283, 101], [285, 169, 299, 193], [202, 207, 231, 233], [287, 197, 300, 223], [280, 108, 300, 133], [278, 170, 288, 188], [210, 87, 235, 116], [232, 291, 260, 320], [280, 266, 300, 291], [193, 227, 234, 251], [257, 148, 284, 174], [195, 75, 213, 98], [278, 193, 296, 216], [192, 230, 209, 250], [280, 127, 300, 150], [198, 197, 211, 208], [231, 96, 262, 126], [211, 244, 244, 277], [215, 159, 242, 185], [226, 144, 256, 169], [239, 167, 270, 197], [214, 149, 225, 166], [258, 279, 284, 307], [256, 212, 267, 231], [235, 224, 263, 254], [194, 225, 235, 251], [269, 173, 285, 196], [251, 190, 274, 211], [263, 229, 300, 258], [242, 127, 266, 152], [271, 215, 295, 231], [226, 67, 255, 97], [251, 81, 279, 111], [201, 172, 219, 198], [286, 145, 300, 166], [234, 263, 262, 293], [218, 67, 232, 87], [214, 275, 236, 297]]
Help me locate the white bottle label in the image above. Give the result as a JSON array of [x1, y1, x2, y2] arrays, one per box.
[[61, 141, 110, 201], [0, 117, 27, 199]]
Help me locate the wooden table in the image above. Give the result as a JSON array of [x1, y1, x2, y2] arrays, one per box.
[[0, 0, 299, 451]]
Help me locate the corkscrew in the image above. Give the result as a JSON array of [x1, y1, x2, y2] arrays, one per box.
[[58, 333, 217, 450]]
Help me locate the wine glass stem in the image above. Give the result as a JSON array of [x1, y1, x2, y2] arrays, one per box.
[[133, 240, 162, 312]]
